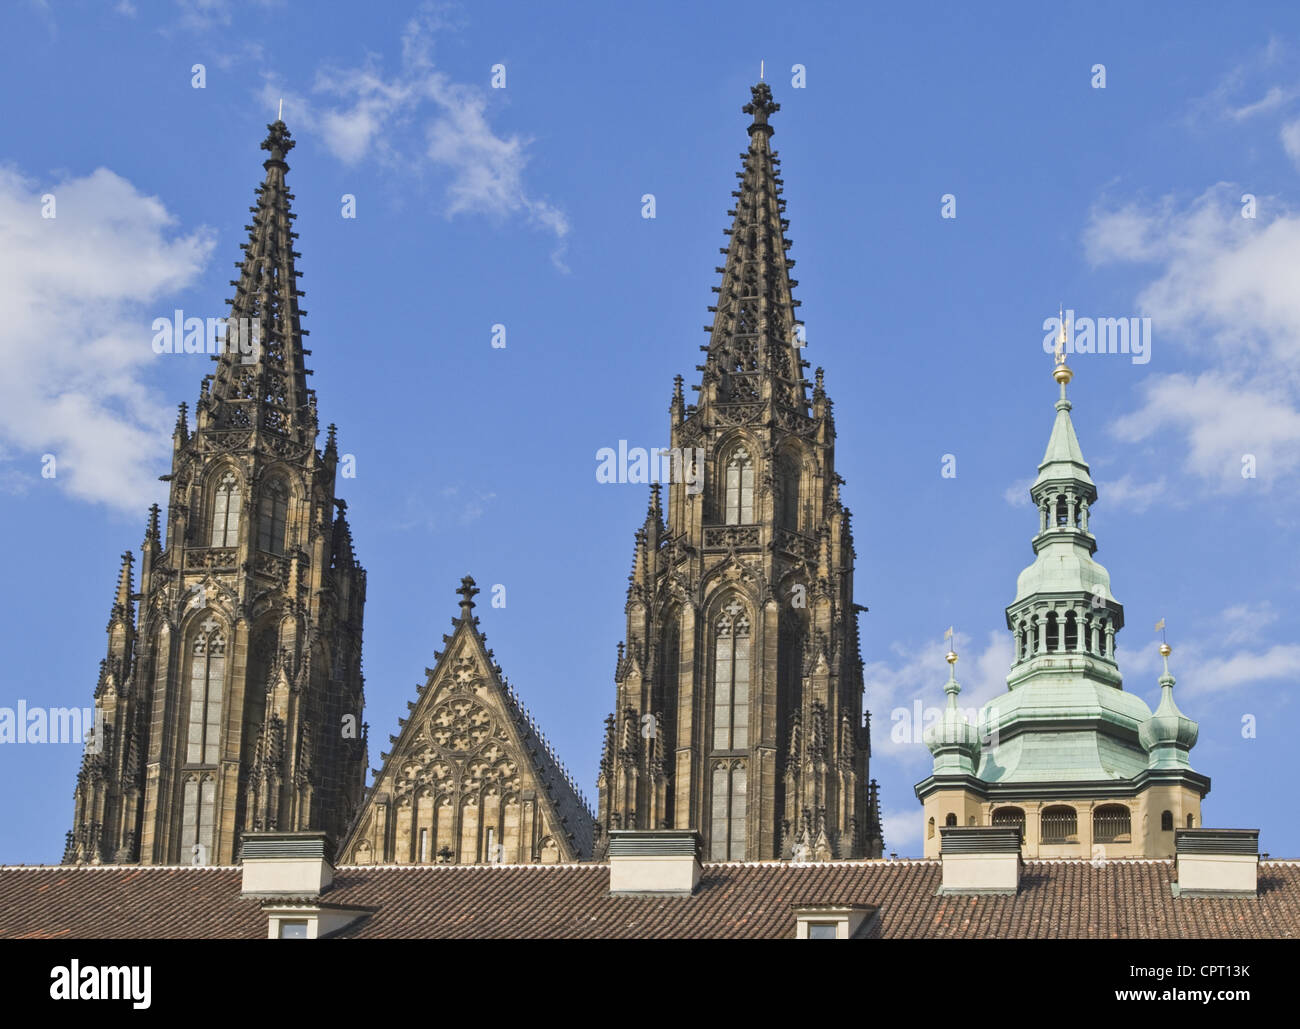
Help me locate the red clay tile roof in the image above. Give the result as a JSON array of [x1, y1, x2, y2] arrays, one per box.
[[2, 860, 1297, 939], [0, 866, 262, 940]]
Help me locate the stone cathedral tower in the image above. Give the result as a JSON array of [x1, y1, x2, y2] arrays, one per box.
[[65, 120, 368, 866], [597, 84, 883, 862]]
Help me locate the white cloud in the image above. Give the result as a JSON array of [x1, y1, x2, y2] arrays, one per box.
[[1281, 119, 1300, 168], [1111, 372, 1300, 487], [1181, 643, 1300, 698], [173, 0, 232, 32], [1097, 472, 1166, 513], [0, 166, 214, 512], [259, 7, 568, 266], [1230, 85, 1297, 121], [867, 629, 1011, 770], [1086, 184, 1300, 493], [1121, 604, 1295, 700], [880, 807, 923, 856], [1002, 477, 1033, 507], [1219, 602, 1278, 646], [1187, 41, 1297, 125]]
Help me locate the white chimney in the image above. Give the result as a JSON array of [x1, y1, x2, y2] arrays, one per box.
[[240, 831, 334, 898], [608, 829, 702, 896], [939, 826, 1021, 894], [1175, 828, 1259, 897]]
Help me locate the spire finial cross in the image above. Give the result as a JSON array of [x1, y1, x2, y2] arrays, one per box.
[[457, 575, 479, 617], [744, 81, 780, 132]]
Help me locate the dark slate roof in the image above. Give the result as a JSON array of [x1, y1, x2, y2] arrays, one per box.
[[2, 860, 1297, 939]]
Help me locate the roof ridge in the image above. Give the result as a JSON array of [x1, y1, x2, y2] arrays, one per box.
[[0, 864, 240, 871], [1024, 858, 1173, 865], [334, 862, 601, 872]]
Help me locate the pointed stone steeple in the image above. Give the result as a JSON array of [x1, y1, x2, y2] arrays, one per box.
[[66, 119, 367, 866], [598, 84, 881, 862], [65, 551, 140, 863], [201, 119, 316, 444], [341, 577, 595, 864], [697, 82, 808, 414]]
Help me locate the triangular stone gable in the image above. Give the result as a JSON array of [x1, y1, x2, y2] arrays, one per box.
[[341, 581, 594, 865]]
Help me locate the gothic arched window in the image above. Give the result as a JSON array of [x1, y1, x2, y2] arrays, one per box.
[[776, 449, 801, 531], [209, 471, 242, 547], [710, 761, 747, 861], [256, 478, 288, 555], [187, 622, 226, 765], [712, 600, 751, 751], [724, 446, 755, 525], [181, 774, 216, 861]]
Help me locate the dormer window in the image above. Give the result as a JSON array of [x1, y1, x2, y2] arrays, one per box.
[[793, 905, 877, 939]]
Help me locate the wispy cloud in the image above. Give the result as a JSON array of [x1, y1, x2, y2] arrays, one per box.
[[0, 166, 214, 512], [867, 629, 1012, 770], [1098, 472, 1167, 513], [880, 807, 923, 855], [260, 6, 569, 269], [1002, 477, 1033, 507], [1187, 38, 1297, 125], [173, 0, 233, 32], [1086, 184, 1300, 494], [1122, 603, 1295, 701]]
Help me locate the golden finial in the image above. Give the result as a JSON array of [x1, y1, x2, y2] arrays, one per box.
[[1053, 305, 1073, 385], [944, 626, 957, 666], [1155, 619, 1172, 673]]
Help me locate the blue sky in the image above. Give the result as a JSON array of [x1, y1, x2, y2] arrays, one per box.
[[1, 0, 1298, 862]]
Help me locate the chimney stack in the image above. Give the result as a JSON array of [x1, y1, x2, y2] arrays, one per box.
[[1174, 828, 1259, 897], [608, 829, 702, 896], [939, 826, 1021, 894]]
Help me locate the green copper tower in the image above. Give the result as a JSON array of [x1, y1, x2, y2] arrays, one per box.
[[916, 329, 1210, 858]]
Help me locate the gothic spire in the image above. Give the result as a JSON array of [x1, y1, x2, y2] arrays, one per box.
[[698, 82, 807, 412], [110, 551, 134, 625], [203, 118, 316, 443]]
